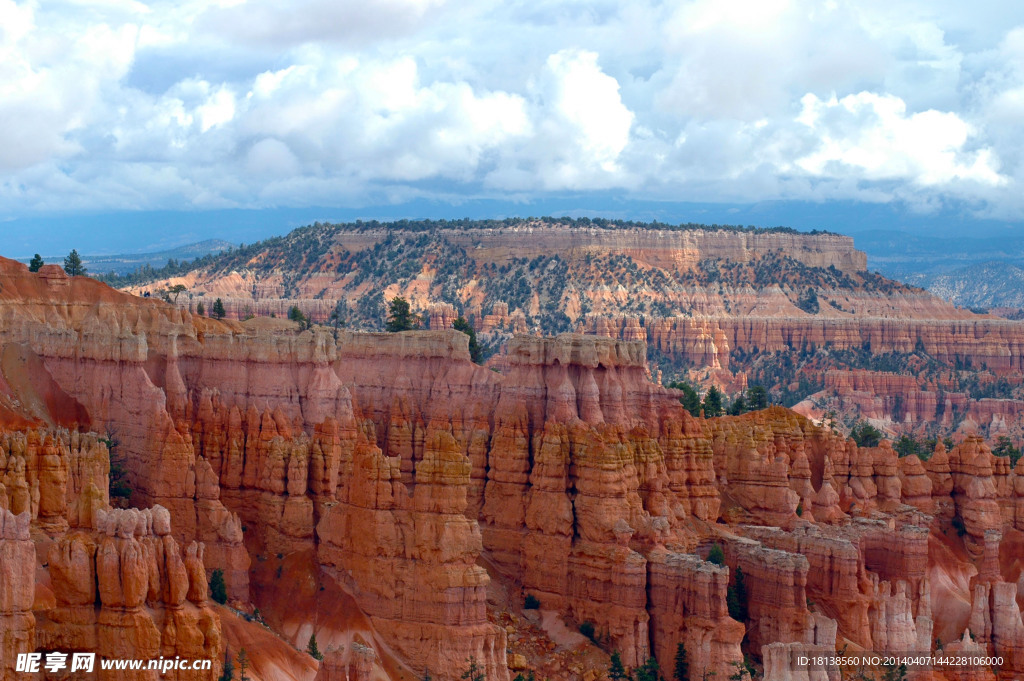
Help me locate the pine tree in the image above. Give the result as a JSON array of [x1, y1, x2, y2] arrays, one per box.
[[727, 566, 748, 621], [63, 249, 86, 276], [702, 386, 723, 417], [746, 385, 768, 411], [734, 567, 748, 620], [452, 316, 483, 363], [168, 284, 187, 304], [707, 543, 725, 566], [609, 651, 631, 681], [797, 287, 819, 314], [460, 656, 485, 681], [289, 306, 310, 330], [667, 381, 701, 416], [727, 660, 749, 681], [674, 642, 690, 681], [28, 254, 44, 272], [209, 569, 227, 604], [219, 651, 234, 681], [196, 301, 206, 316], [385, 297, 419, 332], [237, 649, 250, 681], [728, 395, 746, 416], [212, 298, 227, 320], [307, 633, 323, 660], [636, 656, 660, 681]]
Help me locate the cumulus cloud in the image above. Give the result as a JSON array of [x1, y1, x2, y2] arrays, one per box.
[[1, 0, 1024, 218], [194, 0, 449, 48], [795, 92, 1005, 186]]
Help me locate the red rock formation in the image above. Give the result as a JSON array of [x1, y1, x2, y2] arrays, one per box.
[[712, 537, 829, 653], [317, 428, 507, 681], [1, 429, 110, 531], [427, 303, 458, 330], [646, 549, 744, 680], [948, 437, 1003, 551], [314, 644, 377, 681], [36, 505, 224, 680], [7, 254, 1024, 680], [0, 509, 34, 681]]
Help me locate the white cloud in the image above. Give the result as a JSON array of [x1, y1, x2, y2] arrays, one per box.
[[795, 92, 1005, 187], [542, 49, 634, 171], [194, 0, 449, 49], [1, 0, 1024, 217]]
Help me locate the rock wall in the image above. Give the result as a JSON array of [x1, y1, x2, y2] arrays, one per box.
[[37, 505, 223, 681], [6, 256, 1024, 680], [0, 509, 34, 681]]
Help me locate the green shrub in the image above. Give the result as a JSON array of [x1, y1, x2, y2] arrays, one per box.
[[849, 421, 883, 447], [209, 569, 227, 604], [306, 633, 323, 661]]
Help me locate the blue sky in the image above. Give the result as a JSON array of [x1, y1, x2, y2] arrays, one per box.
[[2, 0, 1024, 256]]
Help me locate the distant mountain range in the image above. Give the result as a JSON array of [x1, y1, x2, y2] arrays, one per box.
[[27, 239, 236, 276], [854, 230, 1024, 310]]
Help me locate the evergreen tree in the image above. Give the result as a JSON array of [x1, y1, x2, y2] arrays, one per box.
[[101, 429, 131, 505], [850, 421, 882, 447], [219, 651, 234, 681], [452, 316, 483, 363], [674, 642, 690, 681], [63, 249, 86, 276], [707, 543, 725, 566], [306, 633, 323, 660], [209, 569, 227, 604], [728, 395, 746, 416], [460, 657, 485, 681], [993, 436, 1022, 467], [668, 381, 701, 416], [727, 661, 749, 681], [289, 306, 310, 330], [385, 297, 419, 332], [881, 662, 907, 681], [746, 385, 768, 411], [212, 298, 227, 320], [28, 254, 44, 272], [727, 566, 748, 622], [797, 287, 819, 314], [196, 301, 206, 316], [330, 299, 348, 334], [636, 656, 660, 681], [237, 649, 250, 681], [702, 386, 723, 417], [608, 651, 632, 681], [167, 284, 187, 304]]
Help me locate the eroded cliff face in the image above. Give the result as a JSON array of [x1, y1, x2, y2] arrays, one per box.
[[38, 505, 223, 681], [5, 256, 1024, 681], [0, 424, 224, 681], [123, 222, 1024, 443]]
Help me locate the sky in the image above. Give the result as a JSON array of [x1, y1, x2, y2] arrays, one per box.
[[2, 0, 1024, 256]]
